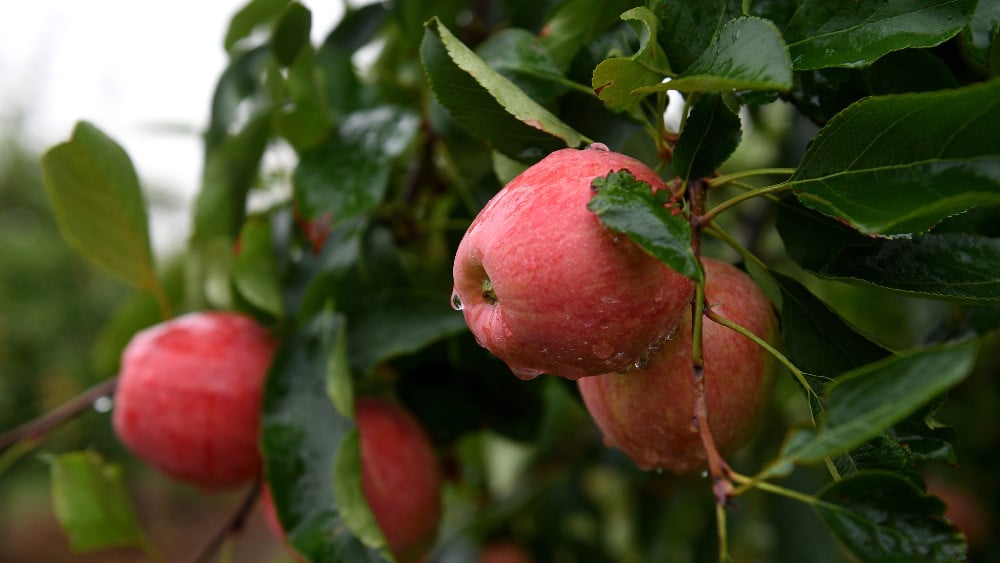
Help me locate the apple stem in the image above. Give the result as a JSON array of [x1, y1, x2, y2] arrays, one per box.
[[688, 179, 735, 507], [0, 376, 119, 451]]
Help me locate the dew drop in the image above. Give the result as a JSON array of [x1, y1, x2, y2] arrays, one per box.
[[93, 396, 113, 413], [450, 292, 463, 311], [633, 356, 649, 370], [511, 365, 543, 380], [701, 470, 709, 479], [587, 142, 610, 151]]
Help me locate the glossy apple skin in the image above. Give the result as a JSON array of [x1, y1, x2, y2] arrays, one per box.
[[452, 146, 695, 380], [112, 311, 277, 490], [578, 259, 777, 473], [261, 398, 442, 563]]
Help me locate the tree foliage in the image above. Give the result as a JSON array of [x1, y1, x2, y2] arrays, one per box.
[[4, 0, 1000, 561]]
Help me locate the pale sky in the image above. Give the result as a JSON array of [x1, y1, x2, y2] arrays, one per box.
[[0, 0, 347, 250]]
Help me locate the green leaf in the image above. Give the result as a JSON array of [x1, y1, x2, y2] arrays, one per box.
[[814, 233, 1000, 304], [673, 94, 742, 180], [815, 472, 966, 562], [346, 291, 469, 374], [539, 0, 634, 70], [274, 40, 334, 151], [477, 28, 570, 106], [785, 0, 978, 70], [224, 0, 289, 52], [261, 314, 389, 563], [832, 435, 923, 490], [654, 0, 743, 74], [785, 341, 977, 464], [773, 272, 889, 382], [587, 170, 701, 281], [294, 107, 420, 227], [332, 431, 390, 552], [49, 451, 146, 553], [891, 399, 958, 464], [791, 81, 1000, 236], [636, 17, 792, 95], [233, 215, 282, 317], [591, 7, 671, 111], [964, 0, 1000, 66], [271, 2, 311, 66], [40, 122, 161, 295], [777, 199, 1000, 304], [420, 17, 584, 162]]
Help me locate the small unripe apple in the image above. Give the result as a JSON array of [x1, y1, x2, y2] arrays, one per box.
[[578, 258, 777, 473], [112, 311, 277, 489], [262, 398, 442, 563], [452, 145, 695, 380]]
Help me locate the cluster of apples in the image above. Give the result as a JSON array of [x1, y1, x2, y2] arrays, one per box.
[[452, 145, 778, 473], [110, 145, 776, 562], [112, 312, 442, 562]]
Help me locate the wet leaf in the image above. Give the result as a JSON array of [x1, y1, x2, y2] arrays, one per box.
[[587, 170, 701, 281], [777, 200, 1000, 303], [791, 81, 1000, 236], [654, 0, 743, 74], [294, 107, 420, 227], [591, 7, 671, 110], [673, 93, 742, 180], [815, 472, 966, 562], [785, 0, 978, 70], [421, 17, 584, 162], [539, 0, 634, 70], [637, 17, 792, 94], [261, 314, 389, 563], [346, 290, 469, 374], [784, 341, 977, 464]]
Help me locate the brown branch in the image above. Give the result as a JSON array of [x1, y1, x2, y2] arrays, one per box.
[[188, 479, 262, 563], [0, 376, 119, 451], [688, 178, 734, 506]]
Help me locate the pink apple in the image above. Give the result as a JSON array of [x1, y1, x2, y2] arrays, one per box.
[[112, 311, 277, 490], [262, 398, 442, 563], [577, 258, 777, 473], [452, 145, 695, 380]]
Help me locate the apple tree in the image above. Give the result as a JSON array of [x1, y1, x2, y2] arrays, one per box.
[[2, 0, 999, 562]]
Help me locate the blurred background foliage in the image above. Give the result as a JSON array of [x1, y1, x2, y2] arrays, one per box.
[[1, 0, 999, 561]]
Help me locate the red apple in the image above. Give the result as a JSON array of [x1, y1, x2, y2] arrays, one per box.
[[356, 397, 442, 562], [112, 311, 277, 489], [480, 541, 535, 563], [262, 398, 442, 563], [577, 258, 777, 473], [452, 145, 695, 380]]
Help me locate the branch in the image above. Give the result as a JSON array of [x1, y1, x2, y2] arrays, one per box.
[[0, 376, 119, 451], [188, 479, 262, 563], [687, 179, 734, 506]]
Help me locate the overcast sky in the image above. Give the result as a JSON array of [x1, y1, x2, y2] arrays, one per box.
[[0, 0, 346, 250]]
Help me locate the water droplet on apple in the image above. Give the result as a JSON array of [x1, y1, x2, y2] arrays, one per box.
[[510, 365, 543, 380], [92, 396, 113, 413], [587, 142, 609, 151], [700, 470, 709, 479], [450, 292, 463, 311], [591, 340, 614, 359], [633, 356, 649, 370]]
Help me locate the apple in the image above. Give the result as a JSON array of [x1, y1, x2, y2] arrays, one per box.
[[112, 311, 277, 490], [480, 541, 535, 563], [577, 258, 777, 473], [263, 398, 442, 563], [452, 145, 695, 380]]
